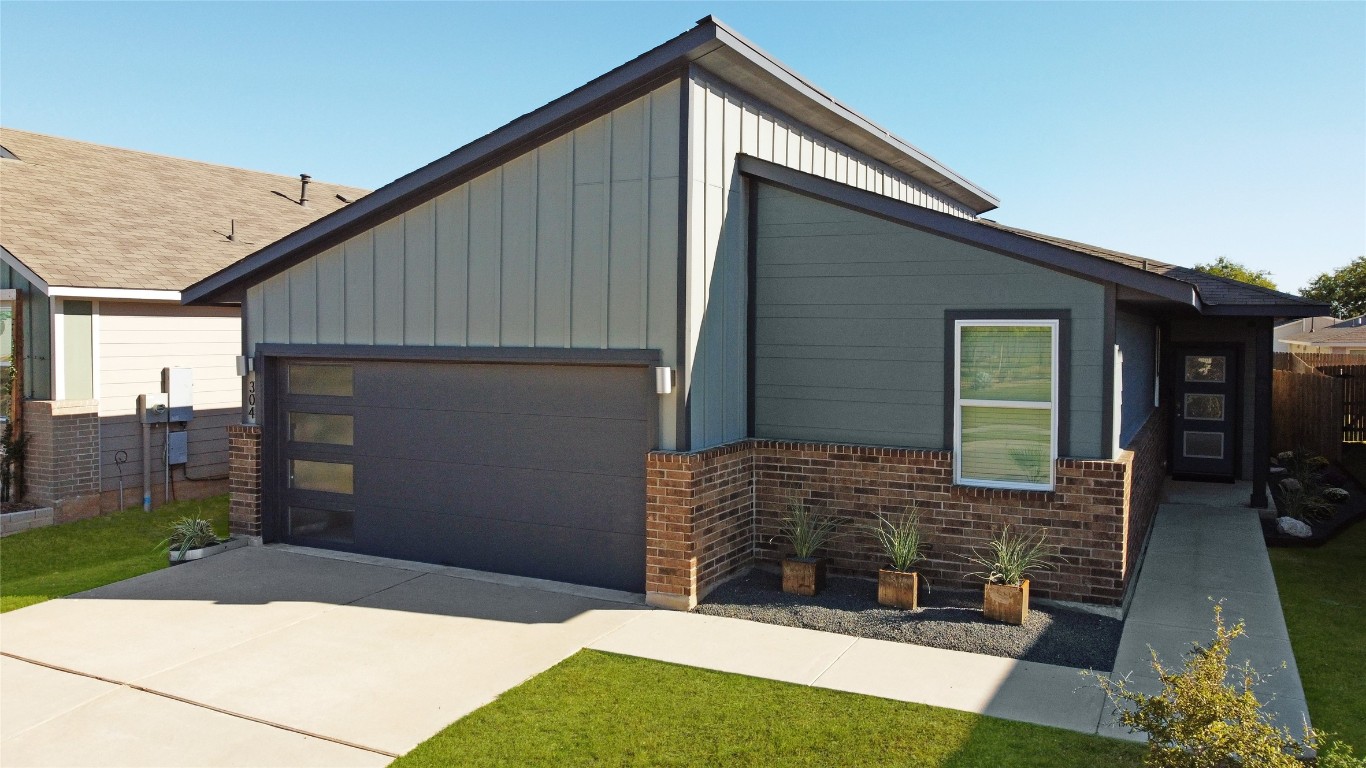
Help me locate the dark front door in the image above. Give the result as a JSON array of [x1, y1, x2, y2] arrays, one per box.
[[1171, 346, 1239, 480], [271, 358, 653, 592]]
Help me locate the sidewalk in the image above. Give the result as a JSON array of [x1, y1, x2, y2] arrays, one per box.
[[592, 481, 1309, 743]]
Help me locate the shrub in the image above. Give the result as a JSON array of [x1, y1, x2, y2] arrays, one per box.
[[870, 511, 924, 573], [964, 526, 1057, 586], [1318, 741, 1366, 768], [158, 513, 222, 558], [1089, 604, 1316, 768], [776, 496, 843, 560]]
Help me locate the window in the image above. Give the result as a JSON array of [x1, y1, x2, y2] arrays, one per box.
[[954, 320, 1059, 490]]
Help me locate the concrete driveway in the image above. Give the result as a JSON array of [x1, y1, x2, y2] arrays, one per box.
[[0, 546, 644, 767]]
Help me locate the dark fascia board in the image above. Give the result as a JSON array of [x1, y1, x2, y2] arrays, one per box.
[[1201, 302, 1332, 318], [739, 155, 1204, 310], [184, 15, 997, 306], [255, 343, 661, 367]]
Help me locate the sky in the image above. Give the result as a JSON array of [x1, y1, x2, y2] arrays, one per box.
[[2, 2, 1363, 294]]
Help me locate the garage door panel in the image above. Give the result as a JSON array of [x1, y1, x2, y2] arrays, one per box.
[[355, 362, 649, 420], [276, 357, 652, 593], [353, 409, 648, 477], [357, 456, 645, 536], [358, 504, 645, 592]]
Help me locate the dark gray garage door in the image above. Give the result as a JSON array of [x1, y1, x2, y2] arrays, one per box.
[[270, 359, 652, 592]]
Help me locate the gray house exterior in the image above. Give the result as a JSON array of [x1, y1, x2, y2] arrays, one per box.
[[186, 17, 1328, 610]]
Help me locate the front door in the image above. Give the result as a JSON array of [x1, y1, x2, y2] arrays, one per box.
[[1171, 346, 1239, 480]]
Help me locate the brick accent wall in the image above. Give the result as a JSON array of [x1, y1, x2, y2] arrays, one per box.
[[1118, 408, 1168, 582], [645, 443, 753, 610], [647, 430, 1171, 609], [23, 399, 101, 522], [227, 424, 262, 538]]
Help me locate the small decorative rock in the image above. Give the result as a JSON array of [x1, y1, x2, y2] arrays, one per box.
[[1324, 487, 1349, 502], [1277, 517, 1313, 538], [1280, 478, 1302, 493], [1269, 466, 1288, 476], [1276, 450, 1296, 464]]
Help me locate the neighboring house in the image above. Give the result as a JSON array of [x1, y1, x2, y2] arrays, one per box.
[[185, 17, 1328, 612], [1275, 315, 1366, 355], [0, 127, 365, 519]]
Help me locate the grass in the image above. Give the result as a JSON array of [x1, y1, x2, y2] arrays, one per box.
[[0, 495, 229, 613], [1269, 516, 1366, 750], [393, 650, 1144, 768]]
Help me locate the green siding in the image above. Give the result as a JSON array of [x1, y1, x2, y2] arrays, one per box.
[[754, 184, 1107, 458], [61, 300, 94, 400], [0, 261, 52, 399]]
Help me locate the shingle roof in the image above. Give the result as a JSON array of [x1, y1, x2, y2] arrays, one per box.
[[1280, 325, 1366, 345], [981, 220, 1327, 310], [0, 128, 368, 291]]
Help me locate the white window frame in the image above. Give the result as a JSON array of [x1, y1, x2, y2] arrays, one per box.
[[953, 319, 1060, 491]]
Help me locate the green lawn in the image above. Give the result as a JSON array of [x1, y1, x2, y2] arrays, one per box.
[[393, 650, 1144, 768], [1269, 517, 1366, 750], [0, 495, 229, 613]]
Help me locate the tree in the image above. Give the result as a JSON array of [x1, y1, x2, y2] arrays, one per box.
[[1301, 256, 1366, 318], [1193, 256, 1277, 290]]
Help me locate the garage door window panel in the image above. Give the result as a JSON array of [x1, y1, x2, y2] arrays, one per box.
[[289, 412, 355, 446], [288, 507, 355, 544], [288, 363, 353, 397], [290, 459, 354, 494]]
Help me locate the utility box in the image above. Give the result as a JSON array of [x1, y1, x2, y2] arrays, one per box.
[[168, 430, 189, 465], [162, 367, 194, 422], [137, 393, 169, 424]]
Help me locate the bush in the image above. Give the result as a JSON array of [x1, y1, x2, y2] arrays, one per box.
[[964, 526, 1057, 586], [870, 511, 924, 573], [1319, 742, 1366, 768], [1089, 605, 1316, 767], [776, 496, 843, 560], [157, 513, 222, 558]]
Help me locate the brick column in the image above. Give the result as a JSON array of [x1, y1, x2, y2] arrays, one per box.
[[22, 399, 101, 521], [227, 424, 262, 539], [645, 443, 754, 610]]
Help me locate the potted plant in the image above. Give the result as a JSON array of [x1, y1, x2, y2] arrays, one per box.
[[159, 513, 232, 565], [871, 511, 924, 610], [776, 496, 842, 596], [965, 526, 1057, 625]]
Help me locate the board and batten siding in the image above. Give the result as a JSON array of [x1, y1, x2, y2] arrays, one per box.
[[752, 183, 1108, 458], [684, 70, 978, 450], [247, 79, 683, 448], [97, 301, 241, 491]]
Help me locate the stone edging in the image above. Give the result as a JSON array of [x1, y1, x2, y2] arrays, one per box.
[[0, 507, 56, 537]]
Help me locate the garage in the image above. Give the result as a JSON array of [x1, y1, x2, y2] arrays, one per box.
[[266, 356, 654, 592]]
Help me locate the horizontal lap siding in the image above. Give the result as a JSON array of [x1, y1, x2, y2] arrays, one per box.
[[247, 80, 681, 448], [97, 301, 241, 490], [753, 184, 1107, 458], [685, 72, 976, 451]]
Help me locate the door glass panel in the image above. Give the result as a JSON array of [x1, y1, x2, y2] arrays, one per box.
[[1184, 394, 1225, 421], [289, 364, 353, 397], [289, 412, 354, 446], [1183, 431, 1224, 459], [959, 326, 1053, 402], [290, 459, 353, 494], [288, 507, 354, 543], [960, 406, 1052, 485], [1184, 356, 1226, 383]]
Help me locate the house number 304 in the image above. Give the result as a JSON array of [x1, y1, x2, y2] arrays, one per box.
[[246, 374, 257, 424]]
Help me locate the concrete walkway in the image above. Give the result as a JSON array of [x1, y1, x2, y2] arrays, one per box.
[[1105, 484, 1310, 740], [1, 491, 1307, 764]]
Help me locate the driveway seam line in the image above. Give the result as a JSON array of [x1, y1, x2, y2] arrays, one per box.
[[0, 651, 399, 758]]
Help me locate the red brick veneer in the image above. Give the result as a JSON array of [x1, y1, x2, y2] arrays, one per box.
[[227, 424, 262, 538], [645, 410, 1167, 609]]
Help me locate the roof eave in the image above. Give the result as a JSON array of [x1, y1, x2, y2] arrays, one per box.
[[738, 155, 1204, 310], [1200, 302, 1332, 318], [185, 16, 996, 306]]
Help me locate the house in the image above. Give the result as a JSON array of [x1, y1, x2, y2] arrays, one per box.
[[184, 17, 1329, 612], [0, 128, 366, 519], [1275, 315, 1366, 355]]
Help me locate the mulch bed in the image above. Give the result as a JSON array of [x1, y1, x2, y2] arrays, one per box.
[[1263, 464, 1366, 547], [693, 569, 1122, 671]]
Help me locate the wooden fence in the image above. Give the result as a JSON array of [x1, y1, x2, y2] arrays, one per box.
[[1272, 368, 1343, 461]]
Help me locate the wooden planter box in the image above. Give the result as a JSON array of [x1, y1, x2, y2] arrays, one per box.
[[782, 557, 826, 596], [983, 579, 1029, 624], [877, 569, 919, 610]]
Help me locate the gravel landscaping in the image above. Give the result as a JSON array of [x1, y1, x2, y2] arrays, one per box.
[[694, 570, 1122, 670]]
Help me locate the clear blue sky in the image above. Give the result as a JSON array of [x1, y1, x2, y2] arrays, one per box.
[[3, 2, 1363, 293]]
